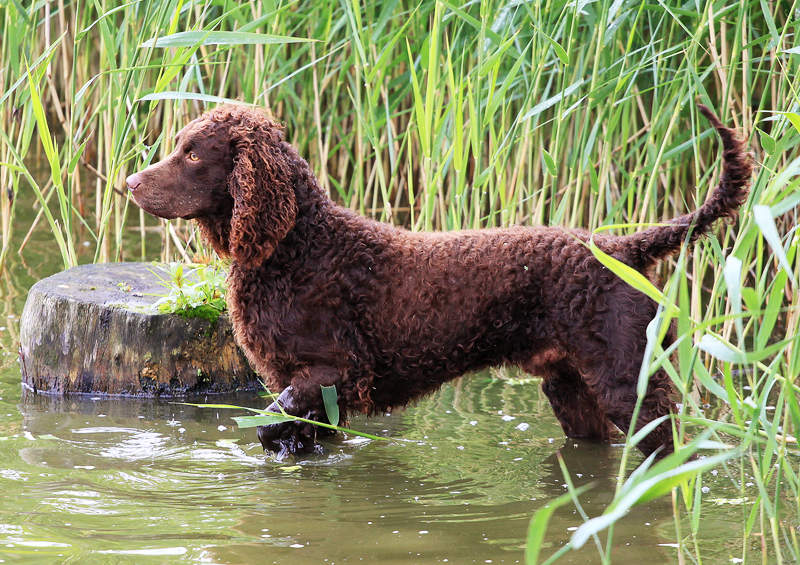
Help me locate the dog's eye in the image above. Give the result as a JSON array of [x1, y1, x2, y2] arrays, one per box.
[[188, 152, 200, 162]]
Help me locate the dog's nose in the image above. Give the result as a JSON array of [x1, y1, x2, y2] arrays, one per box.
[[126, 173, 143, 191]]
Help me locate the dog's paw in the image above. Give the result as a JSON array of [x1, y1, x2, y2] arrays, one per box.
[[257, 418, 321, 459], [256, 386, 333, 459]]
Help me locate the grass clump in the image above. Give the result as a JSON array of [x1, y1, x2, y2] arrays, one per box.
[[149, 261, 227, 323]]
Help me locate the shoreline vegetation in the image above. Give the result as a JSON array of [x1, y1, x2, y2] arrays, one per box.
[[1, 1, 799, 563]]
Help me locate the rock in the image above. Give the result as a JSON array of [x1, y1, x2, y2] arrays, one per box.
[[19, 262, 259, 397]]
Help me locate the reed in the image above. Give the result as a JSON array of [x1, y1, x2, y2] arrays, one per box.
[[1, 1, 798, 562]]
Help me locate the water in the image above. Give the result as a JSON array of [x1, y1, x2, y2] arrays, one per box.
[[0, 199, 769, 564]]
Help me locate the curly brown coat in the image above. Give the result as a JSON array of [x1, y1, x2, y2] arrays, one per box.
[[128, 104, 752, 459]]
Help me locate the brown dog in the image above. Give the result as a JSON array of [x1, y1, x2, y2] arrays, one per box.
[[128, 105, 750, 459]]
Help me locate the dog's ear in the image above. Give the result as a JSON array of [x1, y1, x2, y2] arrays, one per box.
[[228, 127, 297, 267]]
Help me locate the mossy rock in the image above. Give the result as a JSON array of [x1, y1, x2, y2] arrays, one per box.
[[19, 262, 259, 397]]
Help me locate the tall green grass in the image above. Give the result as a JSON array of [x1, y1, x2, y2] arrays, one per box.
[[1, 0, 799, 562]]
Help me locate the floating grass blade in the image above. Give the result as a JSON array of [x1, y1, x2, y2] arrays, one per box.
[[181, 401, 387, 442]]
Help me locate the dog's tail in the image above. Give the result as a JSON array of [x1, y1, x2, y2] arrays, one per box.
[[619, 105, 752, 269]]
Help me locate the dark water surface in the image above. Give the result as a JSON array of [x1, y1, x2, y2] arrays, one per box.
[[0, 207, 761, 564]]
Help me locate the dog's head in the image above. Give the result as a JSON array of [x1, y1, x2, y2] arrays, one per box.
[[127, 105, 298, 267]]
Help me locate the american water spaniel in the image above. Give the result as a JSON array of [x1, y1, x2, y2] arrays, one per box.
[[127, 104, 751, 459]]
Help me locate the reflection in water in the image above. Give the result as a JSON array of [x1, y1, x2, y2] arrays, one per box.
[[0, 369, 757, 564]]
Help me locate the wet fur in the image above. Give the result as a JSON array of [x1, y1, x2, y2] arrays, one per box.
[[129, 105, 751, 459]]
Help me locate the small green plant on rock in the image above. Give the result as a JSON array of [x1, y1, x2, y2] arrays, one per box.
[[149, 262, 227, 323]]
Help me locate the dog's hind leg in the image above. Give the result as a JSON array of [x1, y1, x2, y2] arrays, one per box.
[[538, 360, 619, 442], [580, 360, 677, 458]]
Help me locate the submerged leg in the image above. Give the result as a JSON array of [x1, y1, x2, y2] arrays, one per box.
[[580, 360, 677, 458], [257, 386, 322, 458], [539, 360, 618, 442], [257, 366, 339, 459]]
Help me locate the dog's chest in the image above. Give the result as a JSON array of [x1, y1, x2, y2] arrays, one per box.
[[226, 264, 346, 363]]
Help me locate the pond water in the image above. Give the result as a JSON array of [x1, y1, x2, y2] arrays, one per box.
[[0, 198, 767, 564]]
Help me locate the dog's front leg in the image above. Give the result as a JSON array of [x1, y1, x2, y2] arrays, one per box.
[[256, 367, 340, 458], [256, 386, 320, 458]]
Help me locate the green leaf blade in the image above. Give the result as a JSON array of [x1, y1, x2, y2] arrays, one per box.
[[233, 414, 295, 429], [141, 31, 315, 48], [321, 385, 340, 427]]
